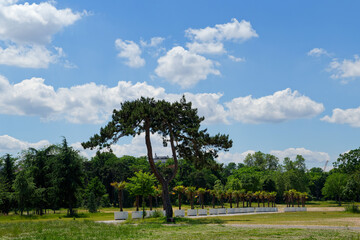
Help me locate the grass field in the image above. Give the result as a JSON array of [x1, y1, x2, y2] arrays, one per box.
[[1, 202, 360, 239], [1, 220, 360, 240]]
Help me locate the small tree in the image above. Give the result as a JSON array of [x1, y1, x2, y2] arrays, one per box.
[[173, 185, 185, 210], [185, 186, 197, 210], [209, 189, 217, 208], [110, 181, 126, 211], [126, 171, 156, 218], [197, 188, 207, 209], [226, 189, 233, 208], [13, 170, 35, 215]]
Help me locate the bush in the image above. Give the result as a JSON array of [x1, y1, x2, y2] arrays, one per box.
[[345, 204, 360, 213], [148, 209, 164, 218]]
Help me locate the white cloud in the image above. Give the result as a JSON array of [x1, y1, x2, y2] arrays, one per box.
[[225, 88, 324, 124], [228, 55, 245, 62], [186, 41, 225, 54], [0, 74, 228, 124], [155, 46, 220, 88], [270, 147, 330, 168], [0, 135, 50, 154], [321, 106, 360, 127], [72, 133, 172, 159], [329, 55, 360, 81], [0, 0, 83, 68], [140, 37, 165, 47], [186, 18, 258, 43], [115, 39, 145, 68], [185, 18, 258, 54], [217, 150, 255, 164], [0, 76, 323, 125], [307, 48, 329, 57], [0, 44, 57, 68]]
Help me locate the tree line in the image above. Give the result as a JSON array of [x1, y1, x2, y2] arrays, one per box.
[[1, 141, 359, 216]]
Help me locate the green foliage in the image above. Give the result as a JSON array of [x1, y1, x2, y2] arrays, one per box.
[[51, 138, 84, 215], [13, 170, 36, 215], [86, 177, 106, 211], [334, 147, 360, 174], [322, 173, 348, 206], [87, 191, 97, 213], [126, 171, 156, 198]]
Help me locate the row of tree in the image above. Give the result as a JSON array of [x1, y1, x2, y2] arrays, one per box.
[[1, 145, 359, 216]]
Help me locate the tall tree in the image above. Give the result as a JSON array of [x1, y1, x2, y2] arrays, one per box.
[[82, 97, 232, 221], [13, 170, 35, 215], [322, 172, 348, 206], [52, 138, 84, 215]]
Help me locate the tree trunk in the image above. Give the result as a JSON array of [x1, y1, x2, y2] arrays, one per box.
[[161, 182, 173, 220], [178, 193, 182, 210], [212, 195, 215, 208], [149, 195, 153, 211], [119, 190, 123, 211], [145, 122, 176, 222], [136, 195, 139, 211], [229, 195, 232, 208]]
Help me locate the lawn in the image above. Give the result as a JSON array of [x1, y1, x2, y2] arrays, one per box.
[[1, 220, 360, 240]]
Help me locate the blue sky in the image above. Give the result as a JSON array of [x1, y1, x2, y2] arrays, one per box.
[[1, 0, 360, 169]]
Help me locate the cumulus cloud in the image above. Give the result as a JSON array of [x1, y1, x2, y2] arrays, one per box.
[[329, 55, 360, 82], [270, 147, 330, 168], [225, 88, 324, 124], [321, 106, 360, 127], [0, 0, 83, 68], [185, 18, 258, 54], [186, 42, 225, 54], [186, 18, 258, 43], [0, 135, 50, 154], [155, 46, 220, 88], [115, 39, 145, 68], [0, 74, 228, 124], [307, 48, 329, 57], [140, 37, 165, 47], [72, 133, 172, 159], [0, 75, 324, 125], [217, 150, 255, 164], [228, 55, 245, 62], [0, 44, 59, 68]]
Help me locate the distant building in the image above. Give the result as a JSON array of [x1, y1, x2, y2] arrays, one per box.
[[153, 153, 169, 164]]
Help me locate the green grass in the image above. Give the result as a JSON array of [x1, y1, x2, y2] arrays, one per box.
[[207, 211, 360, 227], [0, 220, 359, 240]]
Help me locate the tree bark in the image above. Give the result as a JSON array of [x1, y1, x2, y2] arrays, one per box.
[[144, 121, 175, 222]]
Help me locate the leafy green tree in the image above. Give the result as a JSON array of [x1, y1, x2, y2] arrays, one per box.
[[197, 188, 207, 209], [322, 173, 348, 206], [52, 138, 84, 216], [232, 167, 261, 192], [343, 173, 360, 202], [82, 97, 232, 222], [173, 185, 185, 210], [244, 152, 279, 171], [86, 177, 106, 212], [0, 154, 16, 214], [334, 147, 360, 174], [126, 171, 156, 217], [13, 170, 35, 215], [185, 186, 197, 210], [307, 167, 327, 200], [21, 145, 58, 215], [110, 181, 127, 211]]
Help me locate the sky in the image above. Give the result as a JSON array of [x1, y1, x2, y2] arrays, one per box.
[[0, 0, 360, 170]]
